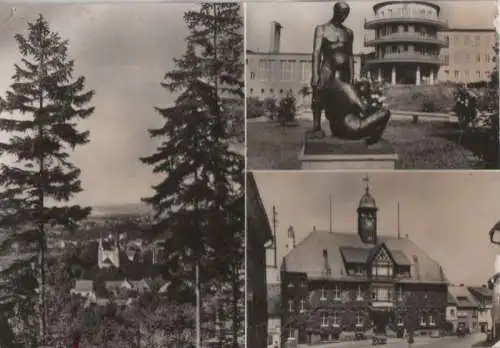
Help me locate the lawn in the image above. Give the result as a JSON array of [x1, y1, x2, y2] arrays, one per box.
[[247, 117, 487, 170]]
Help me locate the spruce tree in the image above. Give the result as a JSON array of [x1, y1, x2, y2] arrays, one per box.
[[141, 2, 244, 346], [0, 15, 94, 346]]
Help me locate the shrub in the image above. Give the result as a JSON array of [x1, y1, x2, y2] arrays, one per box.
[[278, 92, 297, 126], [246, 97, 265, 119], [263, 97, 279, 119]]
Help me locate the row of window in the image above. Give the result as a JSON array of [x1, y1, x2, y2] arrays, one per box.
[[377, 8, 436, 19], [441, 69, 491, 82], [376, 45, 440, 57], [441, 53, 492, 65], [285, 313, 436, 339], [376, 24, 437, 38], [287, 286, 405, 312], [444, 34, 496, 47], [255, 59, 312, 83]]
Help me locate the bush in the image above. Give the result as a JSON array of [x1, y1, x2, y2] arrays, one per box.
[[246, 97, 265, 119], [263, 97, 279, 119], [278, 92, 297, 126]]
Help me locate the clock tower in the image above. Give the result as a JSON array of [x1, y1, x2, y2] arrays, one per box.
[[357, 175, 378, 244]]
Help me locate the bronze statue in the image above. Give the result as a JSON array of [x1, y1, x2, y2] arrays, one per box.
[[309, 1, 391, 145]]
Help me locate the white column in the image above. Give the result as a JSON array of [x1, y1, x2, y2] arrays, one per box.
[[377, 67, 382, 82], [391, 66, 396, 85], [430, 68, 435, 85], [416, 65, 421, 86]]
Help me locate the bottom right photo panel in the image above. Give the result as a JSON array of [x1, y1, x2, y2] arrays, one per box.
[[247, 171, 500, 348]]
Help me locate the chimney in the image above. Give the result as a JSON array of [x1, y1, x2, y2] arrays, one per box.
[[269, 21, 282, 53], [313, 226, 316, 232], [460, 283, 464, 287], [405, 234, 409, 239]]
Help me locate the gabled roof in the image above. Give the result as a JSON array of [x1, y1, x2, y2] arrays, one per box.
[[282, 230, 448, 284], [449, 285, 480, 309]]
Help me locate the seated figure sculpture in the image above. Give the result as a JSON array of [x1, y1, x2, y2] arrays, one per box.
[[309, 0, 391, 145]]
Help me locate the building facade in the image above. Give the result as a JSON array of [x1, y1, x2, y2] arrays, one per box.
[[364, 0, 449, 85], [448, 285, 480, 333], [280, 181, 448, 345], [247, 172, 274, 348], [246, 21, 363, 103], [468, 286, 493, 332], [445, 293, 458, 332], [437, 29, 497, 83]]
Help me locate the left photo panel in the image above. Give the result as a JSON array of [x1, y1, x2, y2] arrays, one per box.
[[0, 3, 245, 348]]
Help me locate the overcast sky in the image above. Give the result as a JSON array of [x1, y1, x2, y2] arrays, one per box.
[[246, 0, 496, 54], [254, 171, 500, 286], [0, 3, 203, 206]]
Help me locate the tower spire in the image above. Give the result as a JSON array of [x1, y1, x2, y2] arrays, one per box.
[[363, 173, 370, 193]]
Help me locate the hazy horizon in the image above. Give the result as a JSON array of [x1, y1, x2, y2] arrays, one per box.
[[254, 171, 500, 286], [0, 4, 198, 206]]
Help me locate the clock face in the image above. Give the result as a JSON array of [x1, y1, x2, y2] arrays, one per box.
[[363, 214, 375, 229]]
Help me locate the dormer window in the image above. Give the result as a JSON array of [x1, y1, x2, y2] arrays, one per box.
[[320, 288, 327, 301], [372, 248, 393, 277]]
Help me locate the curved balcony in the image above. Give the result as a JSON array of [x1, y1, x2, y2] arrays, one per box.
[[366, 53, 442, 65], [364, 34, 448, 48], [364, 16, 448, 30]]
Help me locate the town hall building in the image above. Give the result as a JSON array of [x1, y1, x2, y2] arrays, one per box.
[[280, 179, 449, 345]]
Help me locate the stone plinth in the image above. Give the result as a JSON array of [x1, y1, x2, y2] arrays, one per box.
[[299, 136, 399, 170]]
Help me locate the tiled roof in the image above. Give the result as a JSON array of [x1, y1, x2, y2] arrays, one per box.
[[447, 293, 458, 305], [340, 247, 369, 263], [448, 285, 480, 309], [468, 286, 493, 298], [282, 231, 448, 283]]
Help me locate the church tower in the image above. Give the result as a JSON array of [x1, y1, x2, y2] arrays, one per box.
[[357, 175, 378, 244]]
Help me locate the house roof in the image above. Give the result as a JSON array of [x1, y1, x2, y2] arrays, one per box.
[[447, 293, 458, 305], [282, 230, 448, 284], [73, 280, 94, 293], [469, 286, 493, 297], [448, 285, 480, 309]]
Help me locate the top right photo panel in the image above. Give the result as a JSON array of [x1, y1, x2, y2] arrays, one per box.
[[246, 0, 499, 171]]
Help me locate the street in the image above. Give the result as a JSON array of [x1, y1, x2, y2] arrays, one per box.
[[309, 333, 485, 348]]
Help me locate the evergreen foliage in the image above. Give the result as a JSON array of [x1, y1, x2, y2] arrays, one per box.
[[0, 15, 94, 346]]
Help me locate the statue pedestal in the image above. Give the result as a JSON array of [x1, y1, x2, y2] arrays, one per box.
[[299, 137, 399, 170]]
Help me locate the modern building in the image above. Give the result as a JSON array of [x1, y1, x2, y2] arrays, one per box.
[[468, 286, 493, 332], [280, 179, 449, 345], [364, 0, 449, 85], [437, 28, 497, 83], [448, 285, 480, 333], [247, 172, 274, 348], [246, 21, 364, 103]]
